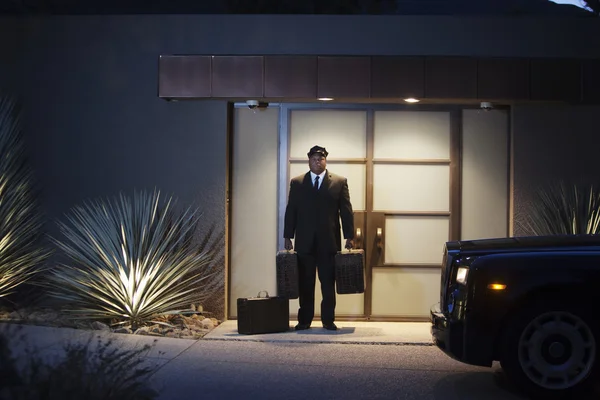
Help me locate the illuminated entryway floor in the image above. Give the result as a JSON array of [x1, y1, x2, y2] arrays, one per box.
[[204, 321, 432, 345]]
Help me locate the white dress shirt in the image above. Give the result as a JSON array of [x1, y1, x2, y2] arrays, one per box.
[[310, 170, 325, 189]]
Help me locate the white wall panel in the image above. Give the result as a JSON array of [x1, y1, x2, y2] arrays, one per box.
[[374, 111, 450, 159], [371, 268, 441, 317], [230, 107, 280, 318], [384, 216, 448, 265], [373, 164, 450, 212], [289, 110, 367, 159], [461, 109, 509, 240]]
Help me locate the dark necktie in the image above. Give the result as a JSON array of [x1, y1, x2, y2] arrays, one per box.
[[314, 176, 319, 190]]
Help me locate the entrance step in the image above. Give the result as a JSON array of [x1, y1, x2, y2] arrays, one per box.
[[204, 320, 433, 345]]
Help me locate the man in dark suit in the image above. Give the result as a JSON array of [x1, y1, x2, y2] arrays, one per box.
[[284, 145, 354, 331]]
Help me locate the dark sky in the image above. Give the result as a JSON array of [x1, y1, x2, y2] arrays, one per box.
[[0, 0, 593, 15]]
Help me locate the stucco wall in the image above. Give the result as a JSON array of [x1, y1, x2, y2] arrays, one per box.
[[0, 18, 22, 95], [3, 14, 600, 59], [2, 16, 231, 317], [512, 103, 600, 235]]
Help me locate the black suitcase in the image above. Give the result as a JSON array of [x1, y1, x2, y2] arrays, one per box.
[[276, 250, 299, 299], [237, 291, 290, 334], [335, 249, 365, 294]]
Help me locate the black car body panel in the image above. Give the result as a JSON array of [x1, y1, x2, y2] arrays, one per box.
[[431, 234, 600, 367]]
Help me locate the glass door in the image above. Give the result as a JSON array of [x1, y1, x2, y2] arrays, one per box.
[[279, 105, 459, 320]]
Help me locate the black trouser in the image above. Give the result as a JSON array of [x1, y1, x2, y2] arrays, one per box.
[[297, 245, 336, 326]]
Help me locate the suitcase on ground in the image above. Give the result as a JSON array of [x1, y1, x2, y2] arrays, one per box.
[[237, 291, 290, 334], [334, 249, 365, 294], [276, 250, 299, 299]]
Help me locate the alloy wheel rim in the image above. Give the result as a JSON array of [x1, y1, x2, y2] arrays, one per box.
[[518, 311, 596, 390]]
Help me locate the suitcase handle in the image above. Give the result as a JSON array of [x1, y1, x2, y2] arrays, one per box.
[[257, 290, 270, 298]]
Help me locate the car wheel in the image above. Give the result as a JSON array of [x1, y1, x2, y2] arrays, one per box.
[[500, 305, 597, 399]]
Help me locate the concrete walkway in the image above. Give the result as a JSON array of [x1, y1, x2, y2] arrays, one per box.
[[1, 319, 433, 368], [1, 320, 433, 358], [1, 320, 433, 397]]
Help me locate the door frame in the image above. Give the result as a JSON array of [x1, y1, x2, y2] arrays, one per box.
[[277, 103, 463, 321]]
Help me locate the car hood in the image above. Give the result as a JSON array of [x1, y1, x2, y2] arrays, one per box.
[[447, 235, 600, 253]]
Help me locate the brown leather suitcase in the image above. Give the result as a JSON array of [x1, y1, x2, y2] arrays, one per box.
[[334, 249, 365, 294], [237, 291, 290, 334], [276, 250, 299, 299]]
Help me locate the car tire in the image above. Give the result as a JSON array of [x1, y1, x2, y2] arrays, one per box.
[[499, 301, 597, 399]]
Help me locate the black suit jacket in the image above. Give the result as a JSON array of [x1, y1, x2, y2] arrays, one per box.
[[284, 170, 354, 254]]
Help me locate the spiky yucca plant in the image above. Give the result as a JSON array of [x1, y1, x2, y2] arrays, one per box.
[[0, 95, 49, 299], [48, 190, 222, 330], [519, 182, 600, 236]]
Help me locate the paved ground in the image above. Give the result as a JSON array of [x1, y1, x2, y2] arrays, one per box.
[[2, 322, 597, 399], [150, 339, 526, 400]]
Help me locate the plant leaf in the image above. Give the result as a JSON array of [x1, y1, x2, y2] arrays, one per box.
[[47, 190, 223, 328], [0, 94, 50, 298]]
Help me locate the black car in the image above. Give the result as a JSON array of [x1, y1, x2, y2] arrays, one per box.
[[431, 235, 599, 398]]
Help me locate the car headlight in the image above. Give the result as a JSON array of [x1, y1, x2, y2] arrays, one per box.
[[456, 267, 469, 285]]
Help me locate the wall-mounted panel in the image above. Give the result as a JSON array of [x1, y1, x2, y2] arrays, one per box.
[[157, 54, 600, 104], [530, 59, 581, 101], [371, 57, 425, 98], [264, 56, 317, 98], [212, 56, 263, 97], [477, 58, 529, 100], [317, 56, 371, 98], [425, 57, 477, 99], [158, 55, 211, 98]]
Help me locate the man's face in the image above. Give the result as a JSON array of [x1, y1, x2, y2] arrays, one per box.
[[309, 153, 326, 175]]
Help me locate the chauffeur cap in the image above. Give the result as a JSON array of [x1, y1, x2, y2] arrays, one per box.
[[307, 145, 329, 158]]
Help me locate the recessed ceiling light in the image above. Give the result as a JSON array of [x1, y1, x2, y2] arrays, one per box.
[[318, 97, 334, 101], [404, 98, 420, 103]]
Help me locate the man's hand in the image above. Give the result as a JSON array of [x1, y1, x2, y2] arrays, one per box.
[[284, 238, 293, 251], [345, 239, 354, 249]]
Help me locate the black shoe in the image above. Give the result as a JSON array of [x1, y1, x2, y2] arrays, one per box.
[[322, 323, 338, 331], [295, 323, 311, 331]]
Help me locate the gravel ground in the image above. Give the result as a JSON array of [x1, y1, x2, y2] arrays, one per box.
[[0, 306, 221, 339]]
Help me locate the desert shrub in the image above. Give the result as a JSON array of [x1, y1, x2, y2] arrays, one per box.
[[519, 182, 600, 236], [0, 95, 49, 300], [47, 190, 222, 330]]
